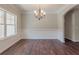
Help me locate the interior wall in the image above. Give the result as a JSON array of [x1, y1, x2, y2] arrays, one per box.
[[64, 10, 73, 40], [22, 13, 58, 39], [64, 6, 79, 42], [73, 9, 79, 42], [0, 4, 22, 53]]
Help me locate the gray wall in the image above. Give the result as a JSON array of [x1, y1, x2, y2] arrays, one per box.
[[22, 13, 58, 39], [65, 10, 73, 40], [74, 9, 79, 42], [65, 8, 79, 42]]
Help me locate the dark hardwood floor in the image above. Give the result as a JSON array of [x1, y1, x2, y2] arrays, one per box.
[[1, 39, 79, 55]]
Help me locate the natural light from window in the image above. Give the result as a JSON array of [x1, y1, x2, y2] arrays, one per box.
[[0, 9, 17, 39]]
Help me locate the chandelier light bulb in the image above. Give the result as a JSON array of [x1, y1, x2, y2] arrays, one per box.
[[41, 10, 43, 13], [43, 12, 46, 15], [34, 11, 37, 14]]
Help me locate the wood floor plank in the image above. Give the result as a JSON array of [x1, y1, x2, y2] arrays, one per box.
[[1, 39, 79, 55]]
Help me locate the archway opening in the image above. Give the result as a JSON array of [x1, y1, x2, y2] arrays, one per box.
[[64, 5, 79, 43]]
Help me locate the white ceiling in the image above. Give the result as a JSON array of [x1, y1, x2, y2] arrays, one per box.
[[17, 4, 68, 13]]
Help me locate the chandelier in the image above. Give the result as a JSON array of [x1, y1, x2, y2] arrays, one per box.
[[34, 8, 46, 20]]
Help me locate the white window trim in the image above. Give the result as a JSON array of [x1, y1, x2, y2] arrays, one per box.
[[0, 8, 17, 40]]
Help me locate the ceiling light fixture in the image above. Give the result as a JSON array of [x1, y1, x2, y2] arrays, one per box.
[[34, 7, 46, 20]]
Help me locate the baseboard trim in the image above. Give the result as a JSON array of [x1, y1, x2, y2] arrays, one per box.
[[21, 39, 58, 40], [72, 40, 79, 42], [22, 39, 65, 43]]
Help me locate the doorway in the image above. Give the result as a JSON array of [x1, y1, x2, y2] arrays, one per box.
[[64, 5, 79, 42]]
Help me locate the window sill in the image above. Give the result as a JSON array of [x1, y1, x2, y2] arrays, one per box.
[[0, 34, 17, 40]]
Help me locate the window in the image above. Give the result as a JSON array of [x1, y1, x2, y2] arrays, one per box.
[[0, 10, 5, 38], [0, 9, 17, 39], [6, 12, 17, 36]]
